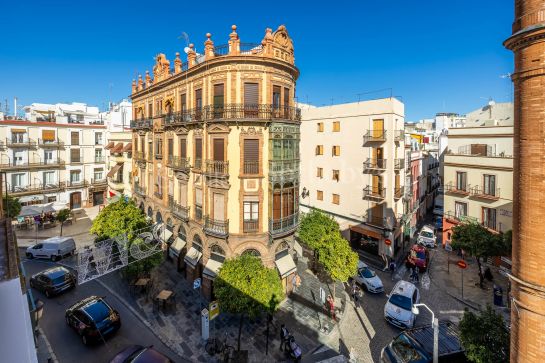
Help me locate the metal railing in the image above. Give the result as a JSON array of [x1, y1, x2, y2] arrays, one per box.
[[470, 186, 500, 199], [195, 205, 203, 221], [193, 158, 202, 170], [394, 186, 404, 199], [445, 182, 470, 195], [66, 180, 89, 188], [204, 216, 229, 238], [269, 159, 299, 175], [168, 155, 191, 171], [205, 160, 229, 176], [94, 156, 105, 163], [38, 139, 64, 148], [243, 220, 259, 233], [362, 186, 386, 200], [269, 214, 299, 237], [0, 159, 66, 169], [91, 178, 107, 185], [362, 130, 386, 144], [363, 158, 386, 170], [243, 161, 259, 175], [130, 119, 153, 129], [134, 184, 146, 197], [168, 196, 190, 221], [6, 182, 66, 196], [6, 138, 37, 148]]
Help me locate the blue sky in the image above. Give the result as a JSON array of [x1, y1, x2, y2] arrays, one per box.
[[0, 0, 513, 120]]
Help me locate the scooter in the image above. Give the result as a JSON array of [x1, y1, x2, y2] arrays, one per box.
[[284, 335, 302, 362]]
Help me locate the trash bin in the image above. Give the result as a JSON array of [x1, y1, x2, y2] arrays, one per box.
[[493, 285, 503, 306]]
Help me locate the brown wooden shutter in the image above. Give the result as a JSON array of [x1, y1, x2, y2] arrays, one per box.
[[168, 139, 173, 157], [71, 149, 80, 162], [195, 89, 202, 108], [180, 139, 187, 158], [471, 144, 487, 155], [213, 139, 224, 161], [181, 94, 186, 111], [71, 132, 79, 145], [244, 139, 259, 163], [42, 130, 55, 141], [284, 87, 290, 106], [273, 86, 281, 107], [195, 138, 202, 159], [244, 83, 259, 105]]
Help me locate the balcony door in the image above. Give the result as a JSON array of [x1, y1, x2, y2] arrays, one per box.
[[213, 193, 225, 222], [44, 150, 53, 164], [373, 147, 383, 166], [272, 85, 281, 118], [372, 119, 384, 138], [372, 175, 382, 195], [244, 83, 259, 117], [213, 84, 224, 119], [456, 171, 467, 191], [213, 138, 224, 162], [371, 204, 383, 223]]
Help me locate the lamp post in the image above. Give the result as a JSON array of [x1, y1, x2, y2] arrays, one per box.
[[412, 303, 438, 363]]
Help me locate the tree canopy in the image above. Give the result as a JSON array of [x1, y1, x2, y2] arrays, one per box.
[[459, 306, 510, 363], [56, 209, 71, 236], [3, 195, 21, 218], [299, 209, 340, 250], [90, 199, 148, 240]]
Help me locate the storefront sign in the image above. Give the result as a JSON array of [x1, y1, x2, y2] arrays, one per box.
[[209, 301, 220, 320], [193, 278, 202, 289]]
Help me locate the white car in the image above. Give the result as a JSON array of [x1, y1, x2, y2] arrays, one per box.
[[384, 280, 420, 329], [417, 225, 436, 248], [353, 261, 384, 293]]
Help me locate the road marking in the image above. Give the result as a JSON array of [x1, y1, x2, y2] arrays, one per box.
[[439, 310, 465, 315]]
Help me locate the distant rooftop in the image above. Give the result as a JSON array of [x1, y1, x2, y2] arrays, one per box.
[[465, 101, 513, 127]]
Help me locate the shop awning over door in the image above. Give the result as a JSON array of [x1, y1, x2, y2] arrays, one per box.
[[184, 247, 203, 267], [106, 162, 123, 177], [105, 141, 115, 149], [350, 225, 382, 239], [275, 254, 297, 278], [169, 237, 187, 257], [203, 259, 223, 279]]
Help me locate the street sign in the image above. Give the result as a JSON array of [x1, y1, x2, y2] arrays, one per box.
[[193, 278, 201, 289], [444, 244, 453, 252], [457, 260, 468, 269], [209, 301, 220, 320], [319, 287, 325, 305], [384, 239, 392, 246]]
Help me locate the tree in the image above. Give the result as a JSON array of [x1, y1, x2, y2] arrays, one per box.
[[451, 222, 508, 288], [299, 209, 340, 250], [3, 195, 21, 218], [459, 305, 510, 363], [56, 209, 71, 236], [214, 254, 283, 351]]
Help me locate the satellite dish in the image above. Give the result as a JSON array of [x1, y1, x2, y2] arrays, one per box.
[[184, 47, 191, 54]]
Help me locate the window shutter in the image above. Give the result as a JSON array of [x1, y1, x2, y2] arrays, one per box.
[[213, 193, 225, 221], [180, 139, 187, 158], [196, 189, 203, 205], [195, 89, 202, 108], [244, 139, 259, 162], [195, 138, 202, 159], [213, 139, 224, 161], [42, 130, 55, 141], [71, 149, 80, 162], [244, 83, 259, 105], [168, 139, 173, 157], [181, 94, 186, 111], [71, 132, 79, 145]]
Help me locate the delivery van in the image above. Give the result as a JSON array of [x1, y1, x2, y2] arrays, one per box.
[[26, 236, 76, 261]]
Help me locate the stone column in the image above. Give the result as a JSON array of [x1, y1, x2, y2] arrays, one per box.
[[504, 1, 545, 362]]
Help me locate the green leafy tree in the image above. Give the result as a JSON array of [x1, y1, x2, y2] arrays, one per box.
[[459, 305, 510, 363], [451, 222, 508, 288], [214, 254, 283, 351], [3, 195, 21, 218], [299, 209, 340, 249], [56, 209, 71, 236]]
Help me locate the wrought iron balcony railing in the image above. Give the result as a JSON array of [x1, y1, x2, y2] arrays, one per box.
[[130, 118, 153, 130], [362, 130, 386, 144], [168, 155, 191, 172], [134, 184, 146, 197], [363, 158, 386, 171], [6, 138, 37, 148], [445, 182, 470, 196], [204, 216, 229, 238], [205, 160, 229, 177], [362, 186, 386, 200], [0, 159, 66, 170], [269, 213, 299, 237], [193, 158, 203, 171], [394, 159, 405, 170], [243, 220, 259, 233], [470, 186, 500, 200], [38, 139, 65, 148], [243, 161, 260, 175], [394, 186, 404, 199], [168, 196, 190, 221], [6, 182, 66, 196], [66, 180, 89, 188]]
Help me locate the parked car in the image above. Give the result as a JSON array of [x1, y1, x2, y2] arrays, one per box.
[[417, 225, 437, 248], [26, 236, 76, 261], [381, 320, 468, 362], [406, 244, 430, 272], [65, 296, 121, 345], [353, 261, 384, 293], [435, 216, 443, 231], [109, 345, 173, 363], [29, 266, 76, 298], [384, 280, 420, 329]]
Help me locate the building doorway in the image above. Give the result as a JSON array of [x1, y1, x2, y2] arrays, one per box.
[[92, 191, 104, 206], [70, 192, 82, 209]]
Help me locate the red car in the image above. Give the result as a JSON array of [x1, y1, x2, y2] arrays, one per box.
[[406, 245, 430, 272]]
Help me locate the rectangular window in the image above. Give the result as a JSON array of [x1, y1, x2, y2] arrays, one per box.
[[213, 84, 224, 118], [71, 149, 80, 163], [317, 167, 323, 178], [180, 94, 187, 112], [284, 87, 290, 107], [95, 133, 102, 145], [148, 140, 153, 159], [12, 131, 25, 143], [180, 138, 187, 158], [317, 122, 324, 132], [273, 86, 281, 109], [243, 139, 259, 174], [244, 83, 259, 117], [332, 145, 341, 156], [332, 193, 340, 205], [332, 121, 340, 132], [155, 137, 163, 157], [71, 132, 79, 145], [43, 171, 55, 185], [93, 168, 103, 181], [195, 189, 203, 220], [456, 171, 467, 191], [148, 103, 153, 118], [317, 190, 323, 201], [455, 202, 467, 219], [315, 145, 323, 155], [167, 139, 174, 158], [13, 150, 24, 165], [332, 169, 340, 181], [482, 207, 497, 230], [483, 174, 496, 196], [195, 89, 202, 109], [70, 170, 80, 183], [12, 173, 24, 188], [195, 138, 202, 168], [243, 201, 259, 232], [213, 138, 225, 161]]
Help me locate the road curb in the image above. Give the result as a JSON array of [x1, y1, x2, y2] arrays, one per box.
[[37, 327, 59, 363]]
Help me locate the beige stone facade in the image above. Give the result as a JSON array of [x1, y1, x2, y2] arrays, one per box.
[[105, 132, 133, 198], [130, 25, 301, 299], [504, 2, 545, 361]]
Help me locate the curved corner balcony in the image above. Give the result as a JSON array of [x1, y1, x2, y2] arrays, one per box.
[[130, 119, 153, 130], [204, 216, 229, 238], [269, 214, 299, 238]]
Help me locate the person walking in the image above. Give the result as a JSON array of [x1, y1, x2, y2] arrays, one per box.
[[354, 285, 361, 307], [280, 324, 289, 351], [389, 260, 396, 281], [351, 281, 358, 302], [411, 267, 419, 283]]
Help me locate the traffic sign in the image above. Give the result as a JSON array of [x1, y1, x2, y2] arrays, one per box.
[[457, 260, 468, 269], [193, 278, 201, 289], [209, 301, 220, 320], [444, 244, 453, 252], [384, 239, 392, 246]]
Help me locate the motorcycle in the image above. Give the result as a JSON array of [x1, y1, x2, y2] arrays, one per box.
[[284, 335, 302, 362]]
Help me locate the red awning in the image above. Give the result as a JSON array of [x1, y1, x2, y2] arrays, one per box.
[[122, 142, 132, 152], [111, 142, 124, 153], [105, 141, 115, 149], [106, 162, 123, 177], [350, 225, 382, 239]]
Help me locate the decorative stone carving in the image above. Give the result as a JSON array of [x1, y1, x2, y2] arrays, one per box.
[[145, 71, 152, 88], [174, 127, 189, 135], [137, 75, 143, 91], [229, 25, 240, 56], [207, 123, 230, 134], [153, 53, 171, 82], [207, 178, 230, 190], [132, 79, 136, 93], [204, 33, 214, 61], [240, 126, 262, 136], [187, 44, 196, 68], [174, 52, 182, 74], [175, 172, 189, 182]]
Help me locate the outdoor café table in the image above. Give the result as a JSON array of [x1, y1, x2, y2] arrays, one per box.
[[155, 290, 173, 311], [135, 278, 150, 293]]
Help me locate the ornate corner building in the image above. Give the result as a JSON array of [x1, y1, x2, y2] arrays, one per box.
[[130, 25, 301, 299], [504, 1, 545, 362]]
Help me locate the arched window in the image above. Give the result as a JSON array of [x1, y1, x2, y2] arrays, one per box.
[[275, 241, 290, 260], [210, 244, 225, 262], [178, 225, 186, 241], [156, 212, 163, 224], [242, 249, 261, 257], [166, 218, 173, 231], [193, 235, 203, 252], [147, 206, 153, 218], [139, 202, 144, 211]]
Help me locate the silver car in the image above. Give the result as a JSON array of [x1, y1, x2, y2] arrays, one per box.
[[384, 280, 420, 329], [353, 261, 384, 293]]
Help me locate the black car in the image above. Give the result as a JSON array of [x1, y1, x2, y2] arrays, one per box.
[[29, 266, 76, 298], [110, 345, 173, 363], [65, 296, 121, 345]]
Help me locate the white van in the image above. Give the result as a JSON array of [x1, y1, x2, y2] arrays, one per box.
[[26, 236, 76, 261]]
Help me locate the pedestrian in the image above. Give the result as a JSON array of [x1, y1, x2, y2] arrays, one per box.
[[295, 273, 302, 290], [412, 267, 419, 283], [354, 285, 361, 307], [292, 273, 301, 293], [327, 294, 336, 321], [280, 324, 289, 351], [389, 260, 396, 280], [351, 281, 358, 302]]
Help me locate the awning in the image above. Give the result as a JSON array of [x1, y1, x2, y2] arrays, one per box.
[[111, 142, 124, 153], [161, 228, 173, 243], [42, 130, 55, 141], [169, 237, 187, 257], [293, 240, 303, 257], [105, 141, 115, 149], [275, 254, 297, 278], [122, 142, 132, 152], [203, 259, 223, 278], [106, 162, 123, 177], [184, 247, 203, 267], [11, 128, 26, 133], [350, 225, 382, 239]]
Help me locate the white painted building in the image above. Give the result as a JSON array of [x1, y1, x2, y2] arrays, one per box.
[[300, 98, 406, 262]]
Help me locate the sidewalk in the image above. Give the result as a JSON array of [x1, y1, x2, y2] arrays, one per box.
[[428, 245, 511, 323], [98, 257, 346, 362], [36, 327, 58, 363]]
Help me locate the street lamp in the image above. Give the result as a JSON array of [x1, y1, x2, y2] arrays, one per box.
[[412, 303, 438, 363]]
